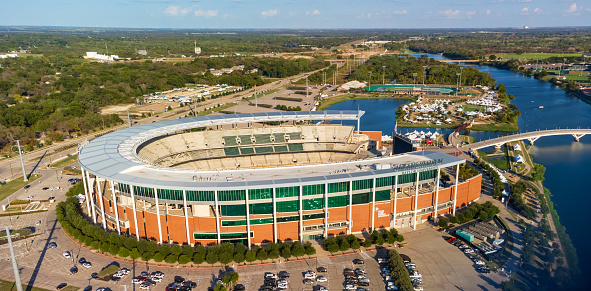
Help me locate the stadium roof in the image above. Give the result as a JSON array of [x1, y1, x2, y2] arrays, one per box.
[[78, 111, 464, 190]]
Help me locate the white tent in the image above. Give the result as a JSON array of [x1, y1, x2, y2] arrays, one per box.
[[515, 155, 525, 163], [513, 144, 521, 151]]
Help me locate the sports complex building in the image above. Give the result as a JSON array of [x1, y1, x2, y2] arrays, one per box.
[[77, 111, 482, 246], [366, 84, 459, 95]]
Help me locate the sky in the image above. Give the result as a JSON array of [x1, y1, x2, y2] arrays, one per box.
[[1, 0, 590, 29]]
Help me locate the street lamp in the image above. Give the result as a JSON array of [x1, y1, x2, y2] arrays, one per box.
[[456, 73, 461, 96], [422, 66, 427, 86], [11, 140, 27, 181], [412, 73, 417, 90], [459, 67, 464, 92], [382, 66, 386, 85], [368, 71, 372, 91]]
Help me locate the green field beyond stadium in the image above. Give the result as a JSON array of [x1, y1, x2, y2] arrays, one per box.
[[366, 84, 458, 94]]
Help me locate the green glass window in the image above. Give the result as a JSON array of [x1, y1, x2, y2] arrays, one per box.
[[376, 176, 394, 187], [157, 189, 182, 201], [398, 173, 417, 184], [419, 169, 437, 181], [218, 190, 246, 201], [118, 184, 130, 194], [303, 198, 325, 210], [277, 216, 299, 223], [249, 202, 273, 215], [328, 195, 349, 208], [133, 186, 154, 198], [220, 232, 253, 239], [276, 200, 299, 213], [352, 179, 373, 190], [193, 233, 217, 239], [303, 184, 324, 196], [352, 193, 370, 205], [276, 186, 299, 198], [248, 188, 273, 200], [221, 220, 247, 226], [186, 191, 215, 201], [250, 218, 273, 225], [303, 213, 325, 220], [328, 182, 348, 193], [375, 190, 391, 201], [221, 205, 246, 216]]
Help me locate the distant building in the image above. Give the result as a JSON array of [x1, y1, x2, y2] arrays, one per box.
[[0, 53, 18, 59], [85, 52, 119, 62], [137, 50, 147, 56]]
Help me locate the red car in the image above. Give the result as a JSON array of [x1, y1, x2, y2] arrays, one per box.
[[138, 276, 147, 281], [447, 237, 458, 243]]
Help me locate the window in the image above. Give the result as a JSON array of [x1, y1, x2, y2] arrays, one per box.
[[276, 186, 299, 198], [249, 202, 273, 215], [277, 216, 299, 223], [248, 188, 273, 200], [328, 182, 348, 193], [328, 195, 349, 208], [193, 233, 217, 239], [352, 179, 373, 190], [376, 176, 394, 187], [302, 184, 324, 196], [186, 191, 214, 201], [157, 189, 182, 201], [218, 190, 246, 201], [303, 198, 325, 210], [303, 213, 325, 220], [133, 186, 154, 198], [220, 232, 253, 239], [222, 218, 273, 226], [352, 193, 370, 205], [221, 205, 246, 216], [375, 190, 391, 201], [276, 200, 299, 213], [118, 184, 130, 194], [398, 173, 416, 184], [419, 169, 437, 181]]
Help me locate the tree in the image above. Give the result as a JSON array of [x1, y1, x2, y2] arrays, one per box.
[[245, 250, 256, 263], [129, 248, 140, 260], [206, 251, 219, 265], [438, 218, 449, 228], [339, 240, 350, 252], [362, 239, 372, 248], [291, 241, 305, 257], [489, 55, 497, 61], [531, 163, 546, 181], [327, 242, 339, 253], [118, 246, 130, 258], [141, 252, 153, 262], [281, 248, 292, 259], [257, 249, 268, 261], [178, 255, 191, 264], [158, 244, 171, 257], [351, 240, 361, 250], [192, 252, 204, 264], [219, 250, 233, 265], [268, 250, 280, 259], [376, 236, 385, 246], [170, 244, 183, 256], [233, 252, 245, 264], [153, 252, 165, 262], [450, 216, 459, 224], [109, 244, 119, 255], [182, 245, 194, 258], [165, 254, 178, 264]]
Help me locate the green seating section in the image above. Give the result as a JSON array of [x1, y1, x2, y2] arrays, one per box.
[[255, 146, 273, 154], [274, 134, 285, 143], [254, 134, 272, 144], [240, 147, 255, 155], [288, 132, 302, 140], [274, 145, 288, 153], [239, 135, 253, 145], [224, 147, 240, 156], [223, 136, 238, 146], [288, 143, 304, 152]]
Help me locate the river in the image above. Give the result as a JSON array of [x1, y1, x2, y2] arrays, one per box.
[[327, 53, 591, 286]]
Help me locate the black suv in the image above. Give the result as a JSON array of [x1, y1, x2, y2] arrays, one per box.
[[317, 266, 327, 272]]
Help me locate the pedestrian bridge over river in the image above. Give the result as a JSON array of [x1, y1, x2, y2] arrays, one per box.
[[461, 128, 591, 150]]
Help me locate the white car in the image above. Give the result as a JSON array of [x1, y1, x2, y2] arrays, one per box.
[[304, 272, 316, 279], [139, 283, 150, 290], [345, 284, 357, 290], [63, 251, 71, 258], [474, 260, 485, 265], [316, 276, 327, 282], [464, 249, 474, 254], [35, 220, 41, 226], [151, 277, 162, 282], [82, 262, 92, 268], [132, 278, 141, 284], [264, 272, 277, 279]]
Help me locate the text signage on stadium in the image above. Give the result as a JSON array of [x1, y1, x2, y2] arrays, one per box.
[[395, 159, 443, 174]]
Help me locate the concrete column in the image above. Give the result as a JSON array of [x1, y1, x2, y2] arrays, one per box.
[[413, 171, 420, 230], [324, 183, 329, 238], [182, 190, 191, 246], [348, 180, 353, 234], [96, 178, 107, 229], [299, 186, 303, 242], [80, 168, 91, 218], [272, 188, 277, 243], [245, 189, 251, 247], [130, 186, 140, 241], [85, 170, 97, 224], [214, 190, 221, 246], [393, 175, 398, 228], [110, 181, 120, 235], [153, 188, 163, 244], [452, 165, 460, 215], [433, 168, 441, 223], [371, 178, 376, 232]]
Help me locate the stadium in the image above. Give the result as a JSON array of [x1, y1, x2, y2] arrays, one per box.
[[77, 111, 482, 246]]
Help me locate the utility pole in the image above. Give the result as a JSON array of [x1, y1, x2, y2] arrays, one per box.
[[127, 109, 131, 128], [306, 77, 309, 99], [369, 71, 372, 91], [382, 66, 386, 84], [422, 66, 427, 86], [254, 84, 257, 107], [16, 140, 27, 181], [6, 226, 23, 291], [413, 73, 417, 90], [459, 67, 464, 91]]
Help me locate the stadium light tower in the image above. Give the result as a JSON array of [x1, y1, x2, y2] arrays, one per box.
[[382, 66, 386, 85], [413, 73, 417, 90], [6, 226, 23, 291], [456, 73, 461, 96], [422, 66, 427, 86], [13, 140, 27, 181], [368, 71, 372, 91]]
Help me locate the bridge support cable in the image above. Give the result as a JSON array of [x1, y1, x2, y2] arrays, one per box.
[[573, 134, 586, 142]]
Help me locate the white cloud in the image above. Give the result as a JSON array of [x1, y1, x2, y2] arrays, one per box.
[[565, 3, 577, 13], [261, 9, 279, 17], [521, 7, 529, 14], [518, 0, 532, 2], [439, 9, 461, 19], [393, 10, 408, 15], [466, 11, 476, 18], [164, 5, 191, 16], [194, 9, 218, 17], [486, 9, 491, 15], [533, 7, 541, 14], [312, 9, 320, 15]]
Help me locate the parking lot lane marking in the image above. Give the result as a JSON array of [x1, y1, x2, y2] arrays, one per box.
[[359, 252, 371, 259]]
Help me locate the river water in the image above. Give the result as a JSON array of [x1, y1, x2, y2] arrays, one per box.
[[328, 53, 591, 285]]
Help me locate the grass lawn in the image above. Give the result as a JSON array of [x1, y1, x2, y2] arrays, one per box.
[[49, 154, 77, 168], [0, 279, 79, 291], [0, 175, 41, 202], [498, 53, 580, 60], [458, 135, 476, 144], [462, 104, 485, 112], [197, 103, 238, 116], [469, 122, 519, 132]]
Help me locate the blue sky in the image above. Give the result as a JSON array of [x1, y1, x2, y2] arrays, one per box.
[[1, 0, 589, 29]]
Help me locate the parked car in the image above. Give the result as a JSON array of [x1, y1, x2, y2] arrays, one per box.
[[42, 187, 50, 190], [264, 272, 277, 279], [345, 284, 357, 290], [78, 258, 86, 264], [353, 259, 364, 265], [24, 185, 31, 189], [56, 283, 67, 290], [317, 266, 327, 273], [35, 220, 41, 226], [303, 279, 314, 285], [82, 262, 92, 268], [233, 284, 245, 291], [278, 271, 290, 278], [63, 251, 71, 258], [83, 286, 92, 291], [316, 276, 327, 282], [70, 266, 78, 274], [314, 286, 328, 291]]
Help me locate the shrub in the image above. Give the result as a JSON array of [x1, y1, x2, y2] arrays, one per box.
[[178, 255, 191, 265], [281, 248, 291, 259], [170, 244, 182, 256], [98, 265, 120, 277], [245, 250, 256, 263], [362, 239, 372, 248], [257, 249, 268, 261], [376, 237, 385, 246], [192, 252, 204, 264], [351, 240, 361, 250], [165, 254, 178, 264], [219, 250, 233, 265], [206, 251, 219, 265], [268, 250, 280, 259], [339, 240, 350, 252], [233, 252, 245, 264], [141, 252, 153, 262], [438, 218, 449, 228], [109, 244, 119, 255], [129, 248, 140, 260], [118, 247, 130, 258]]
